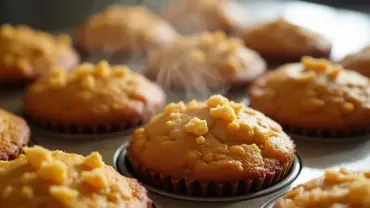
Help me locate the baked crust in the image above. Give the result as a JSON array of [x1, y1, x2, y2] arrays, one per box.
[[0, 109, 30, 160], [340, 46, 370, 78]]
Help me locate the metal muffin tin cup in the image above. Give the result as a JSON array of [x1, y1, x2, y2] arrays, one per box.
[[114, 143, 302, 203], [261, 194, 284, 208]]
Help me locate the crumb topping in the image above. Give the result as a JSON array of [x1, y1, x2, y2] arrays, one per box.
[[148, 31, 265, 86], [129, 95, 294, 181], [276, 169, 370, 208], [0, 146, 150, 208], [250, 56, 370, 129]]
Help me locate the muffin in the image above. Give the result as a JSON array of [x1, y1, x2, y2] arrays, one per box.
[[75, 5, 178, 55], [162, 0, 248, 34], [24, 61, 166, 134], [249, 56, 370, 137], [146, 31, 266, 89], [128, 94, 295, 197], [0, 109, 30, 160], [340, 46, 370, 78], [0, 24, 79, 85], [0, 145, 151, 208], [241, 18, 331, 62], [275, 168, 370, 208]]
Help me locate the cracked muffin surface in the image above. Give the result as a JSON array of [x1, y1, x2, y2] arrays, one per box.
[[128, 95, 295, 182], [0, 24, 79, 84], [250, 57, 370, 133], [24, 61, 166, 130], [275, 168, 370, 208], [0, 146, 151, 208], [0, 109, 30, 161]]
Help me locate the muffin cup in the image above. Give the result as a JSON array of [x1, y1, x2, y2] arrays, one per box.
[[283, 124, 370, 141], [128, 157, 293, 197], [25, 114, 142, 135]]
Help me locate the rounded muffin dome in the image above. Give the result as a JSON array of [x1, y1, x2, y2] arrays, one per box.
[[0, 146, 151, 208], [128, 95, 295, 196]]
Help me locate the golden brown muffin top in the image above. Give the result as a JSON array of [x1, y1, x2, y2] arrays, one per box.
[[243, 18, 331, 57], [275, 168, 370, 208], [147, 31, 266, 87], [0, 24, 78, 83], [128, 95, 295, 182], [340, 46, 370, 78], [24, 61, 166, 125], [0, 146, 150, 208], [0, 109, 30, 160], [250, 56, 370, 130], [162, 0, 248, 34], [75, 5, 178, 53]]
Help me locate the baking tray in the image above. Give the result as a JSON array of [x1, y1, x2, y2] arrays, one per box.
[[2, 1, 370, 208]]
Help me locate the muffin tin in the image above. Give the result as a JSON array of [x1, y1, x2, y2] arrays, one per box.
[[113, 143, 302, 207], [2, 1, 370, 208]]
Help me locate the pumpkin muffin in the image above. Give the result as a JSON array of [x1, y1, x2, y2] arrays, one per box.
[[340, 46, 370, 78], [242, 18, 331, 62], [146, 31, 266, 89], [162, 0, 248, 34], [128, 95, 295, 197], [275, 168, 370, 208], [23, 61, 166, 134], [0, 109, 30, 160], [75, 5, 178, 55], [0, 145, 151, 208], [0, 24, 79, 85], [249, 56, 370, 137]]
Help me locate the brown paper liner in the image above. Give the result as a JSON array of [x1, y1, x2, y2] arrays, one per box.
[[127, 156, 294, 197], [25, 115, 142, 135], [283, 124, 370, 138]]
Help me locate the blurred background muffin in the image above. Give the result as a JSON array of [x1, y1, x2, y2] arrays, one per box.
[[241, 18, 331, 63], [146, 31, 266, 91], [249, 56, 370, 138], [0, 108, 30, 160], [0, 145, 151, 208], [75, 5, 178, 55], [0, 24, 79, 85], [340, 46, 370, 78], [24, 61, 166, 134], [162, 0, 248, 34]]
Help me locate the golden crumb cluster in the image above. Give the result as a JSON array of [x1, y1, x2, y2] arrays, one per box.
[[24, 61, 166, 126], [0, 24, 78, 83], [128, 95, 295, 182], [75, 5, 177, 53], [147, 31, 266, 87], [275, 168, 370, 208], [243, 18, 331, 61], [250, 57, 370, 131], [0, 109, 30, 161], [0, 146, 150, 208]]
